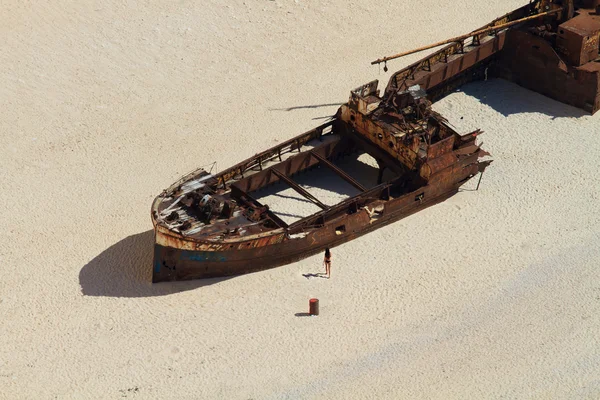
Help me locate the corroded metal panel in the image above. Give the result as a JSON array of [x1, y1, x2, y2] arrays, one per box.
[[340, 105, 420, 169], [427, 136, 455, 159], [494, 28, 600, 113]]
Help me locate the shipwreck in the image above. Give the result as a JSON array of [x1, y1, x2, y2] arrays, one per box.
[[151, 0, 599, 282]]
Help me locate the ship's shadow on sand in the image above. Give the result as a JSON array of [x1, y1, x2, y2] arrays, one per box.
[[458, 79, 588, 118], [79, 230, 229, 297], [271, 80, 588, 119]]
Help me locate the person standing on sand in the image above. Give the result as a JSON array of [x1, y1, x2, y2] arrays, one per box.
[[323, 247, 332, 279]]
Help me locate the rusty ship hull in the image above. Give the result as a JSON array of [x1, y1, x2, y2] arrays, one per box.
[[152, 167, 474, 282], [151, 81, 489, 282]]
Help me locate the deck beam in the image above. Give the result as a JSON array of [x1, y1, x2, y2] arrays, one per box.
[[309, 151, 367, 192], [271, 169, 328, 210]]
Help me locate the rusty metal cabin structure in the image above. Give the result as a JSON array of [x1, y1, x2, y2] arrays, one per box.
[[375, 0, 600, 114], [151, 0, 595, 282]]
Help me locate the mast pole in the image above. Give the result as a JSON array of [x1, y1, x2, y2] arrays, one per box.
[[371, 9, 560, 65]]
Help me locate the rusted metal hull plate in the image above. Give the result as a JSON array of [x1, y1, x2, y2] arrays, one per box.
[[493, 29, 600, 114], [152, 169, 478, 282]]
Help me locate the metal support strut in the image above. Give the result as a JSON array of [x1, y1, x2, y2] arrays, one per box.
[[309, 151, 367, 192], [271, 169, 329, 210]]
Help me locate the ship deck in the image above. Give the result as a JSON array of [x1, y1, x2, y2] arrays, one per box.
[[151, 121, 406, 243]]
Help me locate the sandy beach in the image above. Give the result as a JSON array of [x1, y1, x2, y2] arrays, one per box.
[[2, 0, 600, 398]]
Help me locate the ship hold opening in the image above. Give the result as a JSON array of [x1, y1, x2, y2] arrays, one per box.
[[335, 225, 346, 235], [247, 136, 398, 225]]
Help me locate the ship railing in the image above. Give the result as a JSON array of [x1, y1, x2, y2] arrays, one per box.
[[216, 119, 336, 187], [383, 2, 534, 96]]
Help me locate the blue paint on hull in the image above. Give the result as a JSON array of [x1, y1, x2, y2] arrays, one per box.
[[181, 252, 227, 263]]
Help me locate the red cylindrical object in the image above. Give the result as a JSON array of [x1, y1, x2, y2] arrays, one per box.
[[309, 298, 319, 316]]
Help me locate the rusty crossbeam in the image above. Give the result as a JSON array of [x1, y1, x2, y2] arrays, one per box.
[[271, 168, 329, 210], [309, 151, 367, 192]]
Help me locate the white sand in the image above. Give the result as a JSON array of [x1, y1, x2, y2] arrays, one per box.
[[2, 1, 600, 398]]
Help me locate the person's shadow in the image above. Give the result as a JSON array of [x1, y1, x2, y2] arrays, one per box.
[[79, 230, 229, 297], [302, 272, 327, 279]]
